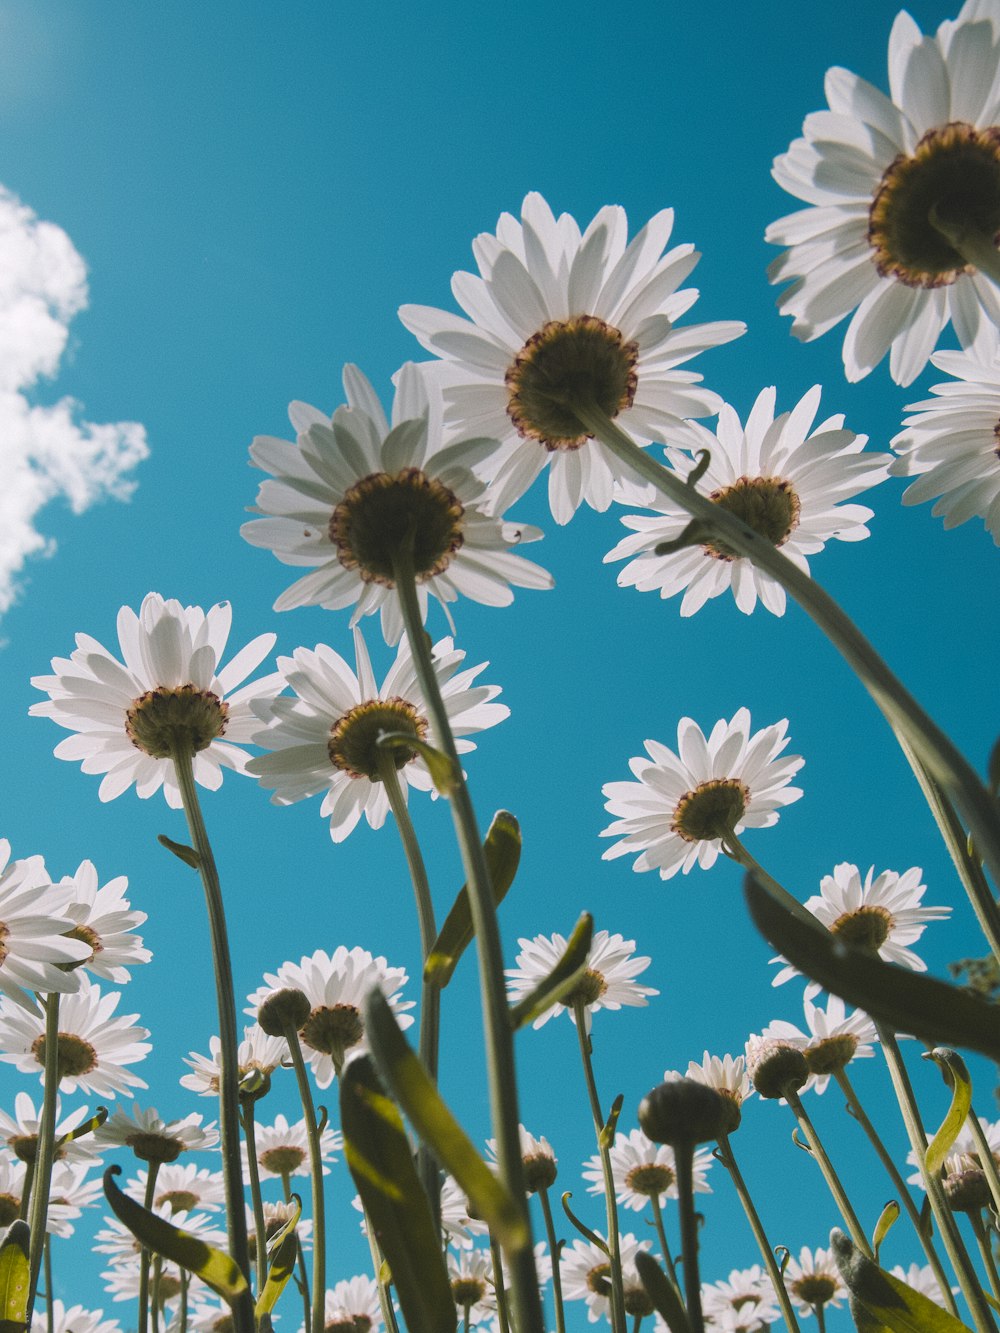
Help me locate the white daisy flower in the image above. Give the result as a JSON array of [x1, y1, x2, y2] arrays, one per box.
[[890, 332, 1000, 543], [241, 1110, 341, 1182], [664, 1051, 755, 1132], [888, 1262, 958, 1308], [30, 592, 279, 808], [102, 1257, 201, 1306], [606, 385, 890, 617], [0, 976, 151, 1098], [486, 1124, 557, 1193], [94, 1104, 217, 1163], [447, 1246, 497, 1325], [96, 1210, 226, 1265], [180, 1024, 288, 1098], [505, 929, 657, 1033], [561, 1232, 653, 1324], [583, 1126, 713, 1210], [702, 1267, 780, 1329], [907, 1115, 1000, 1188], [601, 709, 804, 880], [241, 362, 552, 644], [767, 2, 1000, 385], [57, 859, 151, 983], [0, 1091, 105, 1165], [313, 1277, 384, 1333], [770, 862, 950, 990], [0, 1153, 24, 1225], [782, 1246, 847, 1314], [0, 841, 91, 1012], [126, 1162, 226, 1215], [437, 1174, 489, 1248], [759, 995, 878, 1093], [400, 191, 745, 525], [246, 946, 414, 1087], [32, 1302, 121, 1333], [46, 1160, 104, 1237], [248, 628, 508, 843], [247, 1197, 313, 1253]]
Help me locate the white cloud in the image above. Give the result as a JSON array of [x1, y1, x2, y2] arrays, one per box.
[[0, 185, 148, 616]]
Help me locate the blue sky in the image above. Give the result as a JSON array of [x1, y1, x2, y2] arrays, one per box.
[[1, 0, 999, 1324]]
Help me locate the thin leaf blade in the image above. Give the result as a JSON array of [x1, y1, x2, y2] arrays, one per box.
[[635, 1250, 691, 1333], [509, 913, 593, 1031], [255, 1195, 301, 1317], [922, 1049, 973, 1176]]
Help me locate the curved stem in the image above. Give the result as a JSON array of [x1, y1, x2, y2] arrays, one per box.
[[170, 744, 253, 1333], [784, 1090, 871, 1256], [27, 993, 60, 1317], [674, 1144, 704, 1333], [834, 1068, 956, 1313], [377, 751, 441, 1218], [137, 1162, 161, 1333], [538, 1187, 567, 1333], [970, 1210, 1000, 1304], [240, 1101, 269, 1293], [283, 1022, 326, 1333], [391, 541, 542, 1333], [648, 1195, 681, 1296], [715, 1135, 800, 1333], [580, 405, 1000, 897]]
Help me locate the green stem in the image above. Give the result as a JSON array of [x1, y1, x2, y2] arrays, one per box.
[[170, 744, 253, 1333], [137, 1162, 161, 1333], [929, 208, 1000, 290], [281, 1169, 311, 1333], [18, 1157, 35, 1222], [391, 540, 542, 1333], [815, 1303, 827, 1333], [490, 1230, 512, 1333], [784, 1090, 871, 1257], [966, 1110, 1000, 1219], [538, 1187, 567, 1333], [674, 1144, 704, 1333], [877, 1024, 996, 1333], [362, 1198, 399, 1333], [723, 836, 824, 931], [27, 993, 60, 1316], [240, 1101, 269, 1294], [377, 751, 441, 1219], [715, 1135, 800, 1333], [43, 1237, 52, 1333], [283, 1022, 326, 1333], [970, 1211, 1000, 1304], [579, 404, 1000, 894], [649, 1194, 681, 1297], [151, 1256, 162, 1333], [573, 999, 626, 1333], [179, 1268, 189, 1333], [834, 1068, 957, 1313]]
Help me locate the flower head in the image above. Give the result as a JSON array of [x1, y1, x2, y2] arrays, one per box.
[[486, 1124, 557, 1193], [446, 1247, 496, 1325], [602, 710, 804, 879], [888, 1262, 957, 1308], [57, 859, 150, 983], [46, 1159, 104, 1237], [505, 929, 657, 1033], [400, 192, 744, 524], [771, 862, 950, 990], [583, 1126, 713, 1210], [126, 1162, 226, 1215], [759, 994, 878, 1093], [242, 363, 551, 643], [0, 1090, 104, 1165], [180, 1024, 287, 1101], [31, 1303, 121, 1333], [0, 842, 91, 1013], [606, 385, 890, 616], [94, 1104, 217, 1163], [242, 1110, 341, 1182], [702, 1268, 781, 1329], [31, 593, 279, 808], [664, 1051, 754, 1133], [561, 1232, 654, 1323], [782, 1246, 847, 1315], [317, 1277, 383, 1333], [248, 628, 508, 842], [767, 3, 1000, 384]]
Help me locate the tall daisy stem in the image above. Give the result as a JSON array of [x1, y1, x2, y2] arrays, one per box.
[[674, 1143, 705, 1333], [137, 1163, 161, 1333], [282, 1022, 326, 1333], [833, 1067, 957, 1313], [490, 1230, 512, 1333], [240, 1102, 269, 1294], [27, 992, 60, 1315], [579, 404, 1000, 904], [538, 1187, 567, 1333], [572, 999, 627, 1333], [970, 1211, 1000, 1304], [876, 1023, 996, 1333], [722, 837, 822, 931], [391, 540, 543, 1333], [714, 1135, 800, 1333], [784, 1090, 871, 1256], [170, 744, 253, 1333], [280, 1169, 311, 1333], [648, 1195, 681, 1297], [43, 1238, 53, 1333]]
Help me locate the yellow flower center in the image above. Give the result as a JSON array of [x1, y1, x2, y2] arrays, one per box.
[[125, 1130, 184, 1164], [805, 1033, 859, 1076], [125, 685, 229, 759], [705, 476, 801, 561], [830, 905, 894, 952], [31, 1031, 98, 1080], [564, 967, 607, 1008], [625, 1162, 675, 1197], [300, 1003, 365, 1060], [329, 468, 465, 585], [672, 778, 750, 843], [327, 697, 429, 782], [260, 1144, 308, 1176]]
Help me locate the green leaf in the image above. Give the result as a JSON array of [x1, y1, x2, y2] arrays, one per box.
[[743, 875, 1000, 1060], [508, 913, 593, 1030], [922, 1049, 973, 1176], [364, 988, 527, 1251], [255, 1195, 301, 1317], [102, 1166, 249, 1301], [157, 833, 200, 869], [339, 1054, 456, 1333], [561, 1192, 608, 1252], [424, 812, 521, 989], [872, 1201, 900, 1263], [832, 1229, 973, 1333], [57, 1105, 107, 1146], [0, 1221, 30, 1333], [377, 730, 459, 795], [635, 1250, 691, 1333]]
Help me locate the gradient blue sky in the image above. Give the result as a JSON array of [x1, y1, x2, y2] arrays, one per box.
[[1, 0, 998, 1324]]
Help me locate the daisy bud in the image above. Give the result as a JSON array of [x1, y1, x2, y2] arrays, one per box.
[[745, 1037, 808, 1100], [943, 1165, 990, 1214], [638, 1077, 729, 1146], [257, 988, 311, 1038]]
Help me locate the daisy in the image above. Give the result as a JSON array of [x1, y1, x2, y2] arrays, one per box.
[[126, 1162, 226, 1214], [180, 1024, 288, 1099], [606, 386, 890, 616], [241, 362, 552, 644], [102, 1257, 201, 1307], [314, 1278, 383, 1333], [30, 592, 279, 808], [601, 710, 804, 879], [0, 976, 151, 1098], [438, 1174, 489, 1247], [664, 1051, 754, 1132], [241, 1110, 341, 1182], [782, 1246, 847, 1316], [246, 946, 414, 1087], [31, 1303, 121, 1333], [57, 859, 151, 982], [246, 1198, 313, 1252], [505, 929, 657, 1033], [561, 1232, 653, 1323], [46, 1160, 104, 1237], [907, 1115, 1000, 1189], [767, 3, 1000, 385], [95, 1210, 227, 1265], [248, 628, 508, 842], [0, 1154, 24, 1224], [702, 1267, 780, 1328], [94, 1104, 217, 1163], [583, 1127, 713, 1211], [758, 995, 877, 1094], [0, 840, 91, 1012], [447, 1246, 497, 1326], [770, 862, 950, 989], [0, 1091, 104, 1164], [486, 1124, 557, 1193], [890, 332, 1000, 543], [399, 191, 745, 524], [889, 1262, 957, 1308]]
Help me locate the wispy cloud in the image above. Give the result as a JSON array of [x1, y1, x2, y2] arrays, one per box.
[[0, 185, 148, 617]]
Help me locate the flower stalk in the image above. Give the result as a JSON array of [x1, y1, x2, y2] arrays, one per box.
[[282, 1020, 326, 1333], [26, 992, 60, 1315], [240, 1101, 269, 1294], [783, 1089, 871, 1257]]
